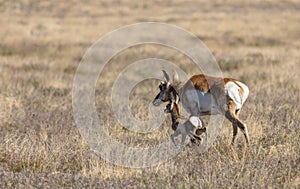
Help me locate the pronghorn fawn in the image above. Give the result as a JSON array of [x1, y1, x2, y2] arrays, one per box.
[[164, 100, 206, 146], [153, 70, 250, 145]]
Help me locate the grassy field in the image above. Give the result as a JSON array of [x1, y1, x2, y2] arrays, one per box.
[[0, 0, 299, 188]]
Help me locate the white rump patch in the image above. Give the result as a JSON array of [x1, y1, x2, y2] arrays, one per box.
[[235, 81, 249, 102], [189, 116, 201, 128], [225, 81, 248, 110]]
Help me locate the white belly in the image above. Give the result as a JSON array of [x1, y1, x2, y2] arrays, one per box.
[[183, 90, 219, 114]]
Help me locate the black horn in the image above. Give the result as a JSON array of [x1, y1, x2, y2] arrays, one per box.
[[162, 70, 170, 82]]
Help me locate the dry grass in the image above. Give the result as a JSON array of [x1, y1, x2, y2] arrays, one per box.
[[0, 0, 299, 188]]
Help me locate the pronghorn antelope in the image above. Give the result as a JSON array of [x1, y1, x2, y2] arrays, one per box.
[[164, 101, 206, 146], [153, 70, 250, 144]]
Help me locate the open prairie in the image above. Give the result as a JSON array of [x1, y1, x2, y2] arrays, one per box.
[[0, 0, 299, 188]]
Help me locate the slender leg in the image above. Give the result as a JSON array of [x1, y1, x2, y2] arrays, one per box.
[[181, 134, 187, 146], [226, 100, 249, 144], [188, 132, 195, 141], [231, 109, 240, 144], [190, 138, 196, 143], [171, 131, 179, 146], [231, 124, 238, 145], [235, 109, 249, 144]]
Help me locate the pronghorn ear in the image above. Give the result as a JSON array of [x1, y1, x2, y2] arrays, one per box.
[[162, 70, 170, 82], [172, 70, 179, 82]]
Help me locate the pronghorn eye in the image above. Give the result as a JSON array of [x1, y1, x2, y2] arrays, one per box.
[[159, 83, 167, 90]]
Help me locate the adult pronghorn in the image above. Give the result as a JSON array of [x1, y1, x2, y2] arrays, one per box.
[[152, 70, 250, 144]]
